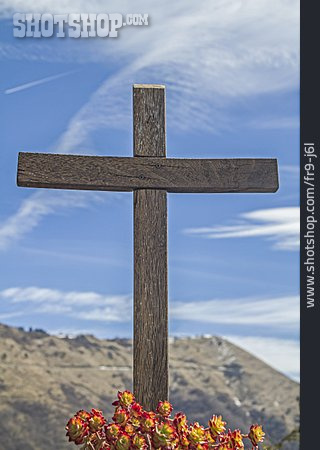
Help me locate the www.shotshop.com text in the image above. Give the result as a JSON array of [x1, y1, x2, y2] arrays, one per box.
[[303, 143, 317, 308]]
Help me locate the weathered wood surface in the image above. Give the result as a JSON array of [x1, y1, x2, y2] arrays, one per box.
[[16, 82, 280, 413], [17, 153, 279, 193], [133, 84, 166, 157], [133, 85, 168, 411]]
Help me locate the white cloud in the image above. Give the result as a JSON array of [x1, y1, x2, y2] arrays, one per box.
[[1, 286, 299, 330], [173, 295, 300, 380], [0, 285, 299, 379], [54, 0, 299, 137], [171, 295, 299, 329], [224, 335, 300, 381], [4, 71, 75, 94], [0, 191, 103, 250], [1, 0, 299, 248], [0, 286, 132, 322], [184, 207, 299, 250], [2, 1, 299, 135]]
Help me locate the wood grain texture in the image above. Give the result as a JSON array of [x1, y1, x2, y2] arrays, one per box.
[[133, 85, 166, 157], [133, 85, 168, 411], [17, 153, 279, 193], [15, 82, 280, 414]]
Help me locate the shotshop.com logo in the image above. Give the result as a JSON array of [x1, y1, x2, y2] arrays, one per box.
[[13, 13, 149, 38]]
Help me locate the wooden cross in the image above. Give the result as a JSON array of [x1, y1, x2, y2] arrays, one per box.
[[17, 84, 279, 411]]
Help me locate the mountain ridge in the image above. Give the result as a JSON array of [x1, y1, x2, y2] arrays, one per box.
[[0, 323, 299, 449]]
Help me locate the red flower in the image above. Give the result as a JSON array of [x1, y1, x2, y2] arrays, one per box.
[[189, 422, 206, 445], [140, 412, 156, 433], [179, 432, 190, 447], [131, 401, 144, 417], [112, 390, 135, 408], [152, 421, 177, 448], [65, 389, 266, 450], [75, 409, 91, 422], [228, 429, 244, 449], [65, 416, 88, 445], [88, 408, 106, 432], [124, 423, 135, 435], [105, 423, 121, 442], [115, 431, 131, 450], [113, 408, 130, 426], [173, 412, 188, 434], [208, 415, 226, 437], [248, 424, 265, 446], [131, 433, 148, 450], [156, 400, 173, 418]]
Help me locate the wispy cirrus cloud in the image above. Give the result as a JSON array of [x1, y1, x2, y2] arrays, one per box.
[[0, 0, 299, 249], [0, 285, 299, 378], [4, 70, 75, 95], [1, 285, 298, 330], [171, 295, 299, 329], [2, 0, 299, 135], [184, 207, 299, 250], [0, 286, 131, 321], [0, 191, 103, 250]]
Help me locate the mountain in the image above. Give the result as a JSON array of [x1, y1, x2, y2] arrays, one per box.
[[0, 323, 299, 449]]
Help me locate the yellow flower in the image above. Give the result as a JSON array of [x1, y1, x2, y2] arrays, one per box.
[[208, 415, 226, 436], [173, 413, 188, 434], [132, 433, 147, 450], [65, 416, 88, 445], [118, 390, 135, 407], [249, 424, 265, 446], [89, 408, 106, 432], [230, 429, 244, 449], [189, 422, 206, 445], [115, 432, 131, 450], [152, 422, 177, 447], [157, 400, 173, 417], [113, 408, 130, 426]]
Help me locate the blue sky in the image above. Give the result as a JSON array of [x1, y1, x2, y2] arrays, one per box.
[[0, 1, 299, 380]]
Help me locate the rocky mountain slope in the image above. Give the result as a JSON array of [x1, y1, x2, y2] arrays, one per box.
[[0, 323, 299, 449]]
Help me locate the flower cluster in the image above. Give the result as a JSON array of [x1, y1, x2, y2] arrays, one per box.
[[66, 390, 265, 449]]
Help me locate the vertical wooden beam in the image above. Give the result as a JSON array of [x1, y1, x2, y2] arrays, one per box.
[[133, 84, 168, 411]]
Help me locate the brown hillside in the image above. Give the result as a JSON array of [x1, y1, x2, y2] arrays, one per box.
[[0, 323, 299, 449]]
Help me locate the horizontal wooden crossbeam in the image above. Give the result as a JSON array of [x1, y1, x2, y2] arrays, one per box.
[[17, 152, 279, 193]]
